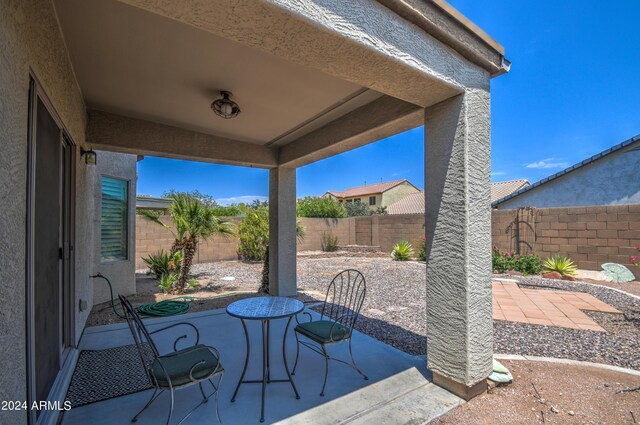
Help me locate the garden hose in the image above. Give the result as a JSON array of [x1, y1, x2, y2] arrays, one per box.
[[90, 273, 253, 318]]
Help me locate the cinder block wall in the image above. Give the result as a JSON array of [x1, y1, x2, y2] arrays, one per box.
[[492, 205, 640, 278], [135, 216, 242, 269], [136, 206, 640, 278], [377, 214, 425, 251], [297, 217, 354, 250]]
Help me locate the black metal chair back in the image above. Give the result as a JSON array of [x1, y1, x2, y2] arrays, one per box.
[[119, 294, 159, 379], [320, 269, 366, 331]]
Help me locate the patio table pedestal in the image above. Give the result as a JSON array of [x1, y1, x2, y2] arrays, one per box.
[[227, 296, 303, 422]]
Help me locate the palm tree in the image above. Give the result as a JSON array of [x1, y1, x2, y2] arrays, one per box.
[[140, 193, 233, 293]]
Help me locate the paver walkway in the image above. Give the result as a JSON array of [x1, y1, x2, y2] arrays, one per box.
[[492, 280, 621, 332]]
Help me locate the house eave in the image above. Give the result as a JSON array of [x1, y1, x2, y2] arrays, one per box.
[[376, 0, 510, 77]]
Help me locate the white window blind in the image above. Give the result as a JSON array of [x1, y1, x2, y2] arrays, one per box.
[[101, 177, 128, 261]]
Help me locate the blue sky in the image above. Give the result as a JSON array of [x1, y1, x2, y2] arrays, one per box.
[[137, 0, 640, 204]]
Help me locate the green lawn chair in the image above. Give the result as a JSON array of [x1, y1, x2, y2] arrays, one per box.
[[292, 269, 368, 396], [119, 294, 224, 425]]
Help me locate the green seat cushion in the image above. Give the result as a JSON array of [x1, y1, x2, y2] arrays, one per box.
[[151, 345, 221, 387], [295, 320, 351, 343]]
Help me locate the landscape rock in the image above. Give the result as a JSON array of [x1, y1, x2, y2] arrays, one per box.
[[562, 275, 576, 281], [542, 272, 562, 280]]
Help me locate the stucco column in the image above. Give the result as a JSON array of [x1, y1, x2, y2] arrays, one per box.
[[424, 91, 492, 400], [268, 167, 297, 296]]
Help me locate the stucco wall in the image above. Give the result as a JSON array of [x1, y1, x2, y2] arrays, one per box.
[[93, 151, 138, 304], [497, 142, 640, 209], [380, 182, 421, 207], [0, 0, 87, 421]]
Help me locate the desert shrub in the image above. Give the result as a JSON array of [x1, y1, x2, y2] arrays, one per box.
[[158, 273, 178, 293], [543, 255, 577, 276], [321, 232, 339, 252], [513, 254, 543, 275], [418, 236, 426, 261], [631, 246, 640, 269], [297, 196, 346, 218], [210, 205, 243, 216], [391, 241, 414, 261], [237, 207, 269, 261], [492, 248, 514, 273], [343, 202, 388, 217], [187, 278, 201, 289], [492, 248, 542, 275], [143, 250, 182, 279]]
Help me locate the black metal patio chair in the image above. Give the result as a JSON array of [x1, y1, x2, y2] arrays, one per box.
[[119, 294, 224, 425], [291, 269, 368, 396]]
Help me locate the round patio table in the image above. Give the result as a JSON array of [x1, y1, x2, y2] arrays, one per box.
[[226, 296, 304, 422]]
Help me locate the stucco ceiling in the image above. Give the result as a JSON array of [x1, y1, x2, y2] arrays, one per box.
[[54, 0, 381, 145]]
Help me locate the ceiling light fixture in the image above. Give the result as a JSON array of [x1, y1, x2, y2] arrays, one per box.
[[211, 91, 241, 119]]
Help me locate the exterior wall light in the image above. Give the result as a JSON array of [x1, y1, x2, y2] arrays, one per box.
[[80, 147, 97, 165], [211, 91, 241, 119]]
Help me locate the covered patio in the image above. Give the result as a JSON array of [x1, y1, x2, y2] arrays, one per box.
[[1, 0, 509, 424], [61, 307, 461, 424]]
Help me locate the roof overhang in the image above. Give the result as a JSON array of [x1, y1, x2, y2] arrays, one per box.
[[55, 0, 508, 168], [376, 0, 510, 77]]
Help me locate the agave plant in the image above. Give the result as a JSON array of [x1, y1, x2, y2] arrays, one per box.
[[543, 255, 577, 277], [142, 250, 182, 279], [391, 241, 414, 261], [158, 273, 178, 294]]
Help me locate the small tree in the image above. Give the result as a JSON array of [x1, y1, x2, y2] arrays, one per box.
[[344, 202, 387, 217], [237, 207, 269, 261], [140, 193, 233, 293], [297, 196, 346, 218]]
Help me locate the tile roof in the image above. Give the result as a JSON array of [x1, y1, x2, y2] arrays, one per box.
[[490, 179, 530, 202], [492, 134, 640, 206], [326, 179, 412, 198], [387, 191, 425, 215], [386, 179, 530, 214]]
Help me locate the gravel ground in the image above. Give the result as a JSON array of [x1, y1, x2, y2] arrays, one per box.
[[297, 257, 428, 355], [493, 275, 640, 370], [91, 259, 640, 371]]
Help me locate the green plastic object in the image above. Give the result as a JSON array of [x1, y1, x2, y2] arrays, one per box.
[[489, 359, 513, 384], [601, 263, 636, 283]]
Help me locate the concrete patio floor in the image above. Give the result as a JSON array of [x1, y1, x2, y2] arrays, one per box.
[[61, 307, 462, 425]]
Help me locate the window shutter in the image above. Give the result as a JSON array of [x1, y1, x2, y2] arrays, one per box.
[[101, 177, 128, 261]]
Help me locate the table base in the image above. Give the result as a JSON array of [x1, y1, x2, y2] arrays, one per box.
[[230, 317, 299, 422]]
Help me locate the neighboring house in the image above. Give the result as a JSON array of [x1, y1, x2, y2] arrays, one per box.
[[387, 190, 425, 215], [136, 195, 172, 212], [493, 135, 640, 209], [325, 179, 420, 210], [491, 179, 530, 202], [387, 180, 529, 214]]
